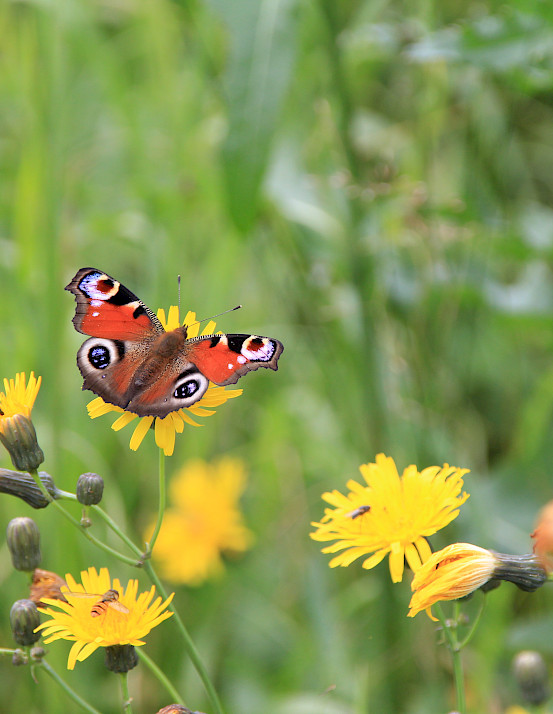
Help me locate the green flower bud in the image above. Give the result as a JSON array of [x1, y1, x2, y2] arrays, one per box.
[[104, 644, 138, 673], [0, 469, 59, 509], [0, 414, 44, 471], [7, 517, 41, 571], [76, 472, 104, 506], [10, 599, 41, 646], [11, 648, 27, 666], [30, 646, 46, 663], [512, 650, 550, 705]]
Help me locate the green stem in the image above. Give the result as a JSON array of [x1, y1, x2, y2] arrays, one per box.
[[90, 504, 143, 558], [119, 672, 133, 714], [39, 659, 103, 714], [30, 470, 138, 566], [143, 561, 225, 714], [457, 596, 486, 650], [435, 604, 465, 714], [144, 449, 166, 557], [137, 649, 184, 704]]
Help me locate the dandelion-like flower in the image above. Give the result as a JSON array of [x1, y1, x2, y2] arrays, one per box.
[[36, 567, 173, 669], [0, 372, 41, 420], [407, 543, 547, 620], [408, 543, 498, 619], [87, 308, 242, 456], [310, 453, 470, 583], [146, 457, 253, 585], [0, 372, 44, 470]]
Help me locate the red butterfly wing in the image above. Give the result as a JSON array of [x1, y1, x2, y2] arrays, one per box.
[[186, 334, 284, 386], [65, 268, 163, 341]]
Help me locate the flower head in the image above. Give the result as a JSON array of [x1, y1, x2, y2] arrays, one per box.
[[0, 372, 41, 420], [36, 567, 173, 669], [310, 453, 469, 582], [86, 308, 242, 456], [408, 543, 497, 619], [146, 457, 253, 585], [0, 372, 44, 470]]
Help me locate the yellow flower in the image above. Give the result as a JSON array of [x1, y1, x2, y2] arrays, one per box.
[[0, 372, 44, 471], [36, 567, 173, 669], [87, 308, 242, 456], [408, 543, 497, 620], [310, 453, 469, 583], [146, 457, 253, 585], [0, 372, 41, 420]]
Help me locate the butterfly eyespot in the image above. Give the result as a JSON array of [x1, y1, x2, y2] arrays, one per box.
[[80, 338, 124, 374], [89, 345, 111, 369], [174, 380, 200, 399], [171, 370, 209, 407], [241, 336, 276, 362]]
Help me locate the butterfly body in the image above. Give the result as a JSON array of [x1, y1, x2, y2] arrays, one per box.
[[66, 268, 283, 418]]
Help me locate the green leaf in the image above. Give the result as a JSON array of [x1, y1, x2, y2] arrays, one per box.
[[208, 0, 299, 232]]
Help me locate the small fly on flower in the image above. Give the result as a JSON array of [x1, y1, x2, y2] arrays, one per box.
[[65, 589, 129, 617], [346, 505, 371, 519]]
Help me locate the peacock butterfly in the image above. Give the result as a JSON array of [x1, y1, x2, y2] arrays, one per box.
[[65, 268, 284, 418]]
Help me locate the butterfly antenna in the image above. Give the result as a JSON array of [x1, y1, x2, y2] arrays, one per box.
[[177, 275, 182, 323], [190, 305, 242, 329]]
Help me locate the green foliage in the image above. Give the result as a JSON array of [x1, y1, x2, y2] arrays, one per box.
[[1, 0, 553, 712]]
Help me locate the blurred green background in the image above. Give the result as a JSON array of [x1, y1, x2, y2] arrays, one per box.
[[1, 0, 553, 712]]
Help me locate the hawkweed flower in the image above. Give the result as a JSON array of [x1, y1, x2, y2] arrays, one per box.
[[36, 566, 173, 670], [145, 457, 253, 585], [86, 309, 242, 456], [310, 453, 469, 582], [408, 543, 547, 619], [0, 372, 44, 471]]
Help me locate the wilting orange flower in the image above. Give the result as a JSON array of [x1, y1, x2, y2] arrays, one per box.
[[531, 500, 553, 572], [408, 543, 498, 620]]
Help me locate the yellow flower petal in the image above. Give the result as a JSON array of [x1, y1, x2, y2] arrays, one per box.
[[111, 412, 138, 431], [129, 416, 154, 451], [0, 372, 41, 419]]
